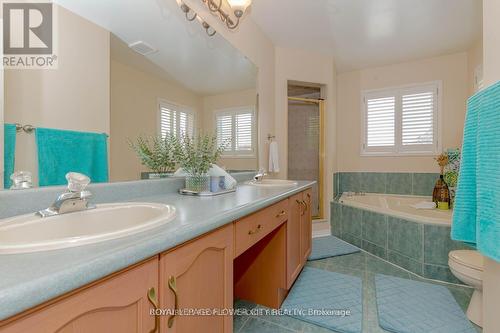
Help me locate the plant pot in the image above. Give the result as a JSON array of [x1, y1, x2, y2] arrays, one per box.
[[185, 174, 210, 192]]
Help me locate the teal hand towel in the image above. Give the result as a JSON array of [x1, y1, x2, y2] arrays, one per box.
[[4, 123, 17, 189], [36, 128, 109, 187], [452, 81, 500, 262]]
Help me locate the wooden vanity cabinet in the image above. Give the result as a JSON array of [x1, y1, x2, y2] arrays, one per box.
[[159, 225, 233, 333], [0, 188, 313, 333], [287, 189, 313, 288], [0, 258, 159, 333], [300, 189, 313, 264]]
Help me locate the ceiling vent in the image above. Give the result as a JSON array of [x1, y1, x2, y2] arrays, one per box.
[[128, 41, 157, 56]]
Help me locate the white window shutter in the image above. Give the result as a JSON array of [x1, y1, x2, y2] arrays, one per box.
[[362, 82, 440, 155], [401, 91, 435, 146], [235, 113, 253, 151], [160, 105, 174, 138], [216, 114, 233, 151], [365, 95, 396, 148], [215, 107, 255, 156], [159, 101, 195, 138]]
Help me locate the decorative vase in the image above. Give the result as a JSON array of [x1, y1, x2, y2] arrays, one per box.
[[185, 174, 210, 192]]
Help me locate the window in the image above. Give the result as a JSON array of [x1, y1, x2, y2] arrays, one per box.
[[361, 82, 441, 155], [159, 100, 195, 138], [215, 107, 256, 157]]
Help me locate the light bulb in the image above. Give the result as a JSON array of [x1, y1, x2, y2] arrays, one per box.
[[226, 0, 251, 15]]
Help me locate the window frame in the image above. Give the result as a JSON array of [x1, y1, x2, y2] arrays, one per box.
[[360, 81, 442, 157], [157, 99, 196, 138], [214, 106, 257, 158]]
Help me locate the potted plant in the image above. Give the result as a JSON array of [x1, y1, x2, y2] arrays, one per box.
[[128, 135, 177, 178], [173, 133, 229, 192]]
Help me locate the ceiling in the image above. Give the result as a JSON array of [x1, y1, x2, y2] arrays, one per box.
[[251, 0, 482, 72], [55, 0, 257, 96]]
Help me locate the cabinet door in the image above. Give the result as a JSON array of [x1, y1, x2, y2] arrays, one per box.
[[1, 259, 159, 333], [300, 190, 313, 264], [286, 193, 303, 289], [159, 225, 233, 333]]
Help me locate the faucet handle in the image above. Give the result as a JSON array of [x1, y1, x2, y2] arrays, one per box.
[[66, 172, 91, 192]]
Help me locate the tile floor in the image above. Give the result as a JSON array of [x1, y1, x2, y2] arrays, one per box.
[[234, 250, 481, 333]]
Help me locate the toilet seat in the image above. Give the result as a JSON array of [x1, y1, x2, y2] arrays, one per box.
[[449, 250, 484, 271]]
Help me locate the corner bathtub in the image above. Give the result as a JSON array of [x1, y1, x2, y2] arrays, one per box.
[[339, 193, 452, 226], [331, 193, 470, 284]]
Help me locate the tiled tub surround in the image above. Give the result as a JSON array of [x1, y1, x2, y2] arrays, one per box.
[[333, 172, 440, 197], [331, 199, 471, 284]]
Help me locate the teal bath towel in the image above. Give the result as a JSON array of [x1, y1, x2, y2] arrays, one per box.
[[4, 123, 17, 189], [36, 128, 109, 187], [452, 81, 500, 262]]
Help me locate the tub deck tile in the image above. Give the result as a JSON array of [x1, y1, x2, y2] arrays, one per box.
[[387, 216, 423, 261]]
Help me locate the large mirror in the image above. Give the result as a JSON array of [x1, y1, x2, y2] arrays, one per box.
[[2, 0, 258, 189]]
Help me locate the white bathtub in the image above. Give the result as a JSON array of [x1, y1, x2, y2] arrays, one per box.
[[339, 193, 452, 226]]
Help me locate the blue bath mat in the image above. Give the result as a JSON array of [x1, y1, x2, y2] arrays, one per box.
[[281, 267, 363, 333], [375, 274, 475, 333], [308, 235, 360, 260]]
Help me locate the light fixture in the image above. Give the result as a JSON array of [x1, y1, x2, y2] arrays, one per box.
[[202, 0, 251, 29], [179, 2, 217, 37]]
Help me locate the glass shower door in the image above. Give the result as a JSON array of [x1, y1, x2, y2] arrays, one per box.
[[287, 98, 323, 218]]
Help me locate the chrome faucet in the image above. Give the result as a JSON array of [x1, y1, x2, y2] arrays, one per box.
[[38, 172, 95, 218], [253, 168, 268, 182]]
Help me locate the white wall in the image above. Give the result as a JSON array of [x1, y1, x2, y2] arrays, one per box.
[[109, 59, 203, 182], [274, 47, 337, 220], [3, 5, 110, 186], [481, 1, 500, 331], [336, 52, 469, 173], [182, 0, 275, 172], [202, 89, 258, 171]]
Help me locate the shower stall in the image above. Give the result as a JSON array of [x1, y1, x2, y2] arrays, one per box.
[[287, 84, 324, 219]]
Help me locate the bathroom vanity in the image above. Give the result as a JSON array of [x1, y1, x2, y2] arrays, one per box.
[[0, 182, 313, 333]]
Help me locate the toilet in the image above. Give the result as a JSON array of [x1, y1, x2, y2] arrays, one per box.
[[448, 250, 484, 327]]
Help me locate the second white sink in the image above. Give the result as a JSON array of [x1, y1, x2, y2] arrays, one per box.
[[246, 179, 298, 187], [0, 202, 176, 254]]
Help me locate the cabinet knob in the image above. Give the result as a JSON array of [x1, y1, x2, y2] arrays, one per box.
[[248, 224, 262, 235], [147, 287, 160, 333], [275, 210, 286, 218]]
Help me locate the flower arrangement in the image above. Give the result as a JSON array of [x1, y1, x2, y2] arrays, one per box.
[[435, 153, 449, 175], [128, 135, 177, 175], [172, 133, 229, 176], [172, 133, 230, 192]]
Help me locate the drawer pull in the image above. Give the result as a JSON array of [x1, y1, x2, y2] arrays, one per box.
[[147, 287, 160, 333], [276, 210, 286, 218], [168, 276, 178, 328], [248, 224, 262, 235], [296, 199, 306, 216]]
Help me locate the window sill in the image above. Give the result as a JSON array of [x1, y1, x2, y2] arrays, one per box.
[[221, 155, 257, 159], [360, 151, 439, 157]]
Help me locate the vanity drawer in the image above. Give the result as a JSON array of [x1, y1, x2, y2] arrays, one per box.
[[234, 199, 288, 257]]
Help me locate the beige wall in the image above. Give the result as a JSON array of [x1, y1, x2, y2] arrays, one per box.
[[109, 59, 203, 182], [202, 89, 258, 170], [3, 5, 110, 186], [482, 1, 500, 331], [183, 0, 275, 172], [274, 46, 337, 220], [336, 52, 469, 174]]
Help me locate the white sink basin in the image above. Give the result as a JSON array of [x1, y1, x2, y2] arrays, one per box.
[[246, 179, 298, 187], [0, 202, 176, 254]]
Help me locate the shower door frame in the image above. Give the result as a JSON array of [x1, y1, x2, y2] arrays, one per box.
[[287, 97, 325, 220]]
